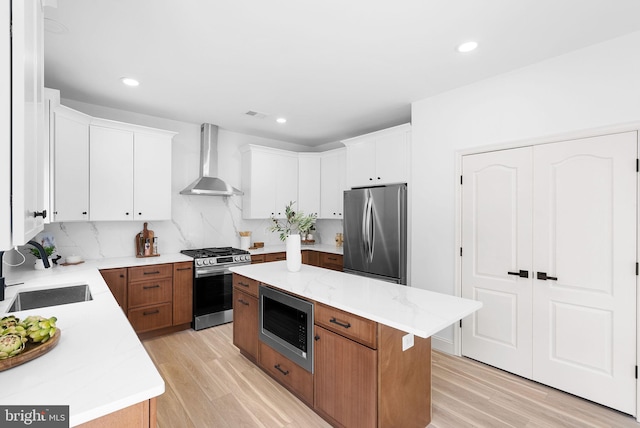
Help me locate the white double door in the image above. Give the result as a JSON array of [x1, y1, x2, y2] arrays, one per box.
[[461, 132, 637, 415]]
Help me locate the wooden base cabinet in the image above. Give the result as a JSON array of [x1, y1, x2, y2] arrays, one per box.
[[314, 326, 377, 428], [232, 274, 259, 361], [100, 262, 193, 337]]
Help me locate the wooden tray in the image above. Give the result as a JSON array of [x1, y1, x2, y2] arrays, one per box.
[[0, 329, 61, 372]]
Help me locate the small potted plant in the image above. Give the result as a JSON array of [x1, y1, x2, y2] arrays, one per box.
[[30, 245, 55, 270], [268, 201, 317, 271]]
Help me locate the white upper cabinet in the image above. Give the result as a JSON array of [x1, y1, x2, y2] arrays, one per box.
[[134, 133, 173, 221], [1, 1, 12, 250], [342, 123, 411, 189], [241, 145, 299, 219], [88, 119, 175, 222], [319, 148, 346, 219], [89, 125, 134, 221], [51, 105, 91, 222], [10, 0, 47, 246], [297, 153, 321, 217]]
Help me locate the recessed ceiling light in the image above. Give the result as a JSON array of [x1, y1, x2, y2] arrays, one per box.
[[457, 41, 478, 53], [276, 117, 287, 124], [120, 77, 140, 87]]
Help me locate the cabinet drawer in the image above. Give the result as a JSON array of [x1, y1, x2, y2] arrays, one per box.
[[320, 253, 343, 271], [265, 252, 286, 262], [259, 342, 313, 405], [251, 254, 265, 264], [233, 274, 259, 298], [128, 302, 172, 333], [128, 264, 173, 283], [315, 303, 377, 349], [128, 278, 173, 308]]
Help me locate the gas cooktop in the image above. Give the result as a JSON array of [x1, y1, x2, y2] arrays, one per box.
[[181, 247, 249, 259]]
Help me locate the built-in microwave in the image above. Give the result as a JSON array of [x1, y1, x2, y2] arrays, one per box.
[[258, 285, 314, 373]]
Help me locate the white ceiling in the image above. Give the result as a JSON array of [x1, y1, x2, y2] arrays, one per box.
[[44, 0, 640, 147]]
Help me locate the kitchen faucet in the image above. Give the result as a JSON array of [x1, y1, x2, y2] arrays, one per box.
[[27, 240, 51, 269]]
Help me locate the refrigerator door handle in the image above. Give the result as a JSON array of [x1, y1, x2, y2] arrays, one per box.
[[365, 190, 374, 262], [361, 191, 370, 257]]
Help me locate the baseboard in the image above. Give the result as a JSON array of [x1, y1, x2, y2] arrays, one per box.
[[431, 334, 455, 355]]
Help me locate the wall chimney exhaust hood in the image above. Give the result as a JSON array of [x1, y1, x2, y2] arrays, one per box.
[[180, 124, 243, 196]]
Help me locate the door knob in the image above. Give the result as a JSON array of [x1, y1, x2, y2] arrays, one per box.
[[536, 272, 558, 281], [507, 270, 529, 278]]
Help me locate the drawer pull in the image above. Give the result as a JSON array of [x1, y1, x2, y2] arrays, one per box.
[[143, 284, 161, 290], [177, 267, 192, 271], [143, 270, 160, 275], [330, 317, 351, 329], [238, 299, 250, 306], [237, 281, 250, 287], [274, 364, 289, 376], [328, 257, 337, 261], [143, 309, 160, 316]]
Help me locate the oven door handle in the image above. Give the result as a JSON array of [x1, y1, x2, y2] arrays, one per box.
[[195, 268, 232, 279]]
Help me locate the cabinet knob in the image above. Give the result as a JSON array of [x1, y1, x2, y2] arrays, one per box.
[[369, 178, 373, 181], [82, 211, 87, 215], [138, 212, 142, 216], [377, 177, 381, 180], [125, 212, 130, 216], [314, 335, 320, 341]]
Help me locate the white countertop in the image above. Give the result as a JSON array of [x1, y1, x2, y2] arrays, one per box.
[[229, 261, 482, 339], [249, 243, 343, 256], [0, 253, 191, 427]]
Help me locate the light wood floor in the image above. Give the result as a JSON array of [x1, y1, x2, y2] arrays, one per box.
[[143, 323, 638, 428]]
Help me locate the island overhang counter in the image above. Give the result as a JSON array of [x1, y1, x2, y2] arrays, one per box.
[[229, 261, 482, 428]]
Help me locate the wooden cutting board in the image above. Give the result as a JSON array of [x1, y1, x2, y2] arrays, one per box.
[[0, 329, 61, 372]]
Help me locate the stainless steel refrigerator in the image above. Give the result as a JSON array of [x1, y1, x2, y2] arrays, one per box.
[[343, 184, 407, 284]]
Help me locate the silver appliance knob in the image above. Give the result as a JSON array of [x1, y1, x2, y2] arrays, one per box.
[[196, 260, 203, 266], [244, 255, 250, 261]]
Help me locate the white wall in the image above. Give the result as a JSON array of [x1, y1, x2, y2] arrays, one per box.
[[15, 99, 342, 263], [411, 31, 640, 350]]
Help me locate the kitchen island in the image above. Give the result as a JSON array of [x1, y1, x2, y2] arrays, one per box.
[[0, 254, 191, 427], [229, 261, 482, 428]]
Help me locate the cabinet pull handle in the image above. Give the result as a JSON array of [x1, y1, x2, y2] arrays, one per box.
[[314, 335, 320, 341], [119, 274, 125, 278], [82, 211, 87, 215], [536, 272, 558, 281], [143, 271, 160, 275], [507, 270, 529, 278], [143, 284, 161, 289], [328, 257, 337, 261], [177, 267, 191, 271], [238, 281, 250, 287], [143, 309, 160, 316], [238, 299, 250, 306], [330, 317, 351, 329], [274, 364, 289, 376], [33, 210, 47, 219]]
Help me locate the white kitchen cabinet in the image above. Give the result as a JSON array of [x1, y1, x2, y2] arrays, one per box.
[[134, 133, 172, 221], [1, 1, 11, 250], [342, 123, 411, 188], [297, 153, 321, 217], [319, 148, 346, 219], [89, 119, 175, 222], [43, 88, 60, 224], [241, 145, 299, 219], [90, 125, 134, 221], [51, 105, 91, 222], [10, 0, 48, 246]]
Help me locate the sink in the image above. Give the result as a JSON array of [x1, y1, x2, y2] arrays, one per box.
[[9, 284, 93, 312]]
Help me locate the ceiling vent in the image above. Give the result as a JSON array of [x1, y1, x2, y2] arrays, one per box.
[[245, 110, 268, 119]]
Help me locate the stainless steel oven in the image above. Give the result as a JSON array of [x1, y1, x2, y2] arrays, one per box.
[[259, 285, 314, 372], [181, 247, 251, 331]]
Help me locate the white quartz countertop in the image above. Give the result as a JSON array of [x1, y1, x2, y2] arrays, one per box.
[[0, 253, 190, 426], [229, 261, 482, 339], [249, 243, 343, 256]]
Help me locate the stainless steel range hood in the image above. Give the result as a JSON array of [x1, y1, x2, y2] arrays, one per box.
[[180, 123, 243, 196]]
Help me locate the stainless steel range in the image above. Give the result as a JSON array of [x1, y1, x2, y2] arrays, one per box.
[[180, 247, 251, 330]]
